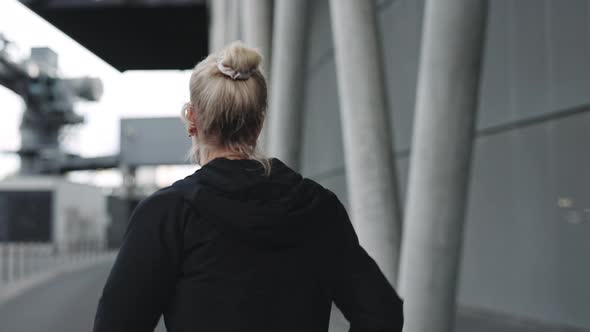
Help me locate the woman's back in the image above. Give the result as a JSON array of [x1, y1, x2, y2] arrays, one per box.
[[93, 157, 403, 331], [165, 157, 334, 331]]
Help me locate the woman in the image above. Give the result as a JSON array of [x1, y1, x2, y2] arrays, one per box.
[[93, 42, 403, 332]]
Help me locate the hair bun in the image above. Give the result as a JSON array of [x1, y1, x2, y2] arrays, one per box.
[[219, 41, 262, 76]]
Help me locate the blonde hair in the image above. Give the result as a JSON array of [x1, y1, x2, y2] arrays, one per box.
[[181, 41, 271, 175]]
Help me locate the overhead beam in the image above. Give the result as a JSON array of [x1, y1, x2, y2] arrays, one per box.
[[21, 2, 209, 70]]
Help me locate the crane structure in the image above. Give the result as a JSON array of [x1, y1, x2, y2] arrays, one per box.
[[0, 34, 118, 175]]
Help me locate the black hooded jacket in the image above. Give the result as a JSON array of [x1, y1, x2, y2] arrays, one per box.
[[93, 157, 403, 332]]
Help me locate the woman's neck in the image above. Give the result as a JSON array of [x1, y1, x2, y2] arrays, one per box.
[[200, 148, 249, 166]]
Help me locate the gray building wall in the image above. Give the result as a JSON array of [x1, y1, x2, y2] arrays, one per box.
[[298, 0, 590, 329], [120, 117, 192, 166]]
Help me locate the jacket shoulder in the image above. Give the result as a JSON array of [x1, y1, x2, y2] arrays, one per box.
[[300, 177, 341, 202], [164, 172, 203, 205], [130, 174, 202, 218]]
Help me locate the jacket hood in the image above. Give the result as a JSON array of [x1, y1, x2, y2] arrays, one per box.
[[180, 157, 333, 249]]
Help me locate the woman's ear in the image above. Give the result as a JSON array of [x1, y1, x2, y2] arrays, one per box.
[[186, 103, 195, 122], [187, 103, 198, 137]]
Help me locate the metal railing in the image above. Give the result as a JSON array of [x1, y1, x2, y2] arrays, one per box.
[[0, 241, 112, 289]]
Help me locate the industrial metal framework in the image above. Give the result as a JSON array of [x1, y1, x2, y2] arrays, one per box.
[[0, 35, 117, 175]]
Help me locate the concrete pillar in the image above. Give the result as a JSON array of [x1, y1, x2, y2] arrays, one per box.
[[398, 1, 488, 332], [209, 0, 240, 52], [208, 0, 226, 52], [228, 0, 241, 42], [241, 0, 273, 73], [241, 0, 273, 153], [329, 0, 402, 285], [267, 0, 309, 170]]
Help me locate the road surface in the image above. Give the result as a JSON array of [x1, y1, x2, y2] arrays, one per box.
[[0, 259, 165, 332], [0, 258, 573, 332]]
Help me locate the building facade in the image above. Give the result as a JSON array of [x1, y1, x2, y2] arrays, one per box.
[[297, 0, 589, 330]]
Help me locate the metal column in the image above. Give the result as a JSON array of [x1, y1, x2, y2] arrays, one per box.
[[398, 1, 488, 331], [329, 0, 402, 285]]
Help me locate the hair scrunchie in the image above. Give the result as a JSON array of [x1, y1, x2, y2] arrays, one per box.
[[216, 59, 253, 80]]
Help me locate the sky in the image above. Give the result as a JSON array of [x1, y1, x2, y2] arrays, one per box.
[[0, 0, 197, 187]]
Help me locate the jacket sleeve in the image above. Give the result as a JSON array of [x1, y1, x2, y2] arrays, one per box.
[[330, 195, 404, 332], [93, 189, 193, 332]]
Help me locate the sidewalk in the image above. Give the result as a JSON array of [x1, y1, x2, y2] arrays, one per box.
[[0, 252, 116, 306]]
